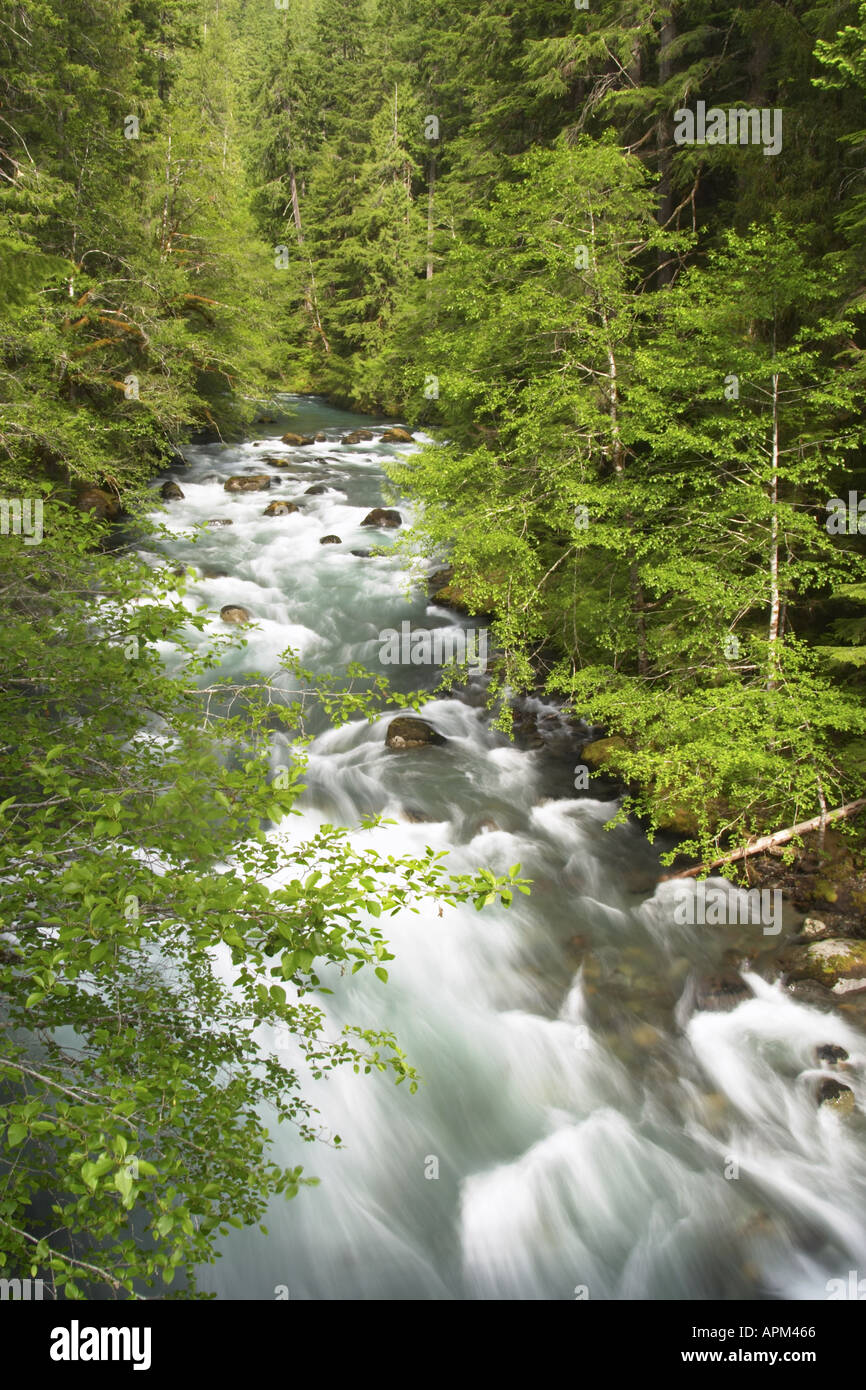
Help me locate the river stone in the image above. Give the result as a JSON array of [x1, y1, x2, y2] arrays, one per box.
[[319, 534, 341, 544], [281, 432, 316, 446], [351, 549, 371, 557], [781, 939, 866, 993], [401, 807, 434, 823], [380, 427, 414, 443], [816, 1077, 856, 1115], [694, 969, 752, 1013], [343, 429, 374, 444], [220, 604, 251, 624], [361, 507, 402, 528], [76, 487, 120, 519], [305, 483, 330, 495], [224, 475, 271, 492], [580, 735, 628, 770], [385, 716, 447, 750], [160, 480, 184, 500], [816, 1043, 849, 1065], [203, 518, 233, 527], [315, 432, 327, 441], [263, 456, 286, 467], [263, 501, 299, 516], [801, 916, 831, 939]]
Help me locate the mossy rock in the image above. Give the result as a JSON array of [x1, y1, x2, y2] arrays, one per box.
[[781, 938, 866, 991], [580, 736, 629, 771]]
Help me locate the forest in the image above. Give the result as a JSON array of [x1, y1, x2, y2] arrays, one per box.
[[3, 0, 866, 1310]]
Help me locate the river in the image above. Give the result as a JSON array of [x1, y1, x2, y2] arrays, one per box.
[[142, 395, 866, 1301]]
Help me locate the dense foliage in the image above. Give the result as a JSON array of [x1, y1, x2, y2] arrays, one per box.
[[5, 0, 866, 1297]]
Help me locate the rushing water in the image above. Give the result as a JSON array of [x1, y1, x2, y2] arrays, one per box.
[[143, 395, 866, 1301]]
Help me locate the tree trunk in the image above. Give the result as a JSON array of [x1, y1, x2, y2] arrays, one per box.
[[426, 152, 436, 281]]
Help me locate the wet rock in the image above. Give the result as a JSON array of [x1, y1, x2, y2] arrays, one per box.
[[220, 604, 251, 624], [580, 735, 628, 771], [816, 1078, 855, 1115], [160, 480, 184, 500], [802, 916, 831, 939], [694, 969, 752, 1013], [361, 507, 402, 528], [816, 1043, 849, 1065], [305, 483, 330, 495], [780, 939, 866, 993], [76, 487, 120, 520], [380, 427, 413, 443], [224, 475, 271, 492], [203, 518, 233, 527], [263, 501, 299, 516], [350, 549, 371, 557], [314, 432, 327, 441], [401, 807, 433, 823], [385, 716, 447, 750], [319, 534, 341, 544], [343, 429, 374, 444], [263, 456, 287, 468], [281, 432, 316, 446]]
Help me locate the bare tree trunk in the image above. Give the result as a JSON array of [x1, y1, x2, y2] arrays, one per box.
[[767, 368, 781, 687], [426, 152, 436, 281], [656, 14, 676, 286]]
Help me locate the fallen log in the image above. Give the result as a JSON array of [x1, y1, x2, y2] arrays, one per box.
[[660, 798, 866, 881]]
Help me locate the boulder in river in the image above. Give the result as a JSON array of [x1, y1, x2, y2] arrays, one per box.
[[380, 427, 413, 443], [780, 939, 866, 993], [160, 480, 184, 500], [76, 487, 120, 520], [816, 1077, 855, 1115], [224, 475, 271, 492], [220, 604, 251, 625], [385, 716, 446, 750], [263, 501, 299, 516], [263, 456, 286, 468], [694, 969, 753, 1013], [315, 432, 327, 441], [319, 534, 341, 544], [305, 483, 330, 495], [351, 549, 371, 557], [281, 432, 316, 446], [816, 1043, 849, 1065], [361, 507, 402, 528], [343, 429, 374, 444], [580, 735, 629, 770]]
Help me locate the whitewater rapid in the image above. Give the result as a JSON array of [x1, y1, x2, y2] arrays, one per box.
[[141, 395, 866, 1301]]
